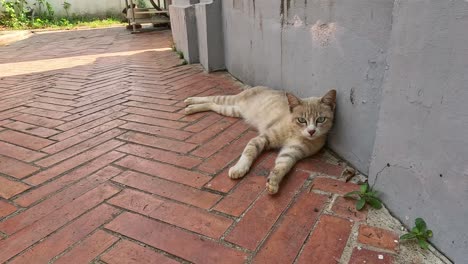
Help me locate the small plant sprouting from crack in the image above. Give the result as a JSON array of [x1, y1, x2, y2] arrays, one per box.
[[344, 182, 382, 211], [176, 50, 184, 59], [175, 59, 187, 67], [400, 218, 433, 249], [173, 49, 186, 66]]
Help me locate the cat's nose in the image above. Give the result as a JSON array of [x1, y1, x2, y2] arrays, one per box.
[[308, 129, 316, 136]]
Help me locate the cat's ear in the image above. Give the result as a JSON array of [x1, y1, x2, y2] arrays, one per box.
[[321, 89, 336, 110], [286, 93, 301, 111]]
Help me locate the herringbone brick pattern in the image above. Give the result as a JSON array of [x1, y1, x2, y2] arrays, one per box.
[[0, 28, 399, 263]]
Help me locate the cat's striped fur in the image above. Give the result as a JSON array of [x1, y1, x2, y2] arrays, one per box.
[[184, 86, 336, 194]]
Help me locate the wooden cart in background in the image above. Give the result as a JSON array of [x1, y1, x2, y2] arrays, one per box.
[[124, 0, 171, 33]]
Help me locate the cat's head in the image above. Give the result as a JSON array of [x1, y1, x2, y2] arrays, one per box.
[[287, 89, 336, 140]]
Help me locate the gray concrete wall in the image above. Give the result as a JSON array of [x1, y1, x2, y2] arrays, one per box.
[[170, 0, 225, 70], [222, 0, 395, 174], [196, 0, 225, 71], [169, 1, 199, 63], [368, 0, 468, 262], [195, 4, 209, 68]]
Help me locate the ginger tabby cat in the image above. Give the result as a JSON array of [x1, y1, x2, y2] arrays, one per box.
[[184, 87, 336, 194]]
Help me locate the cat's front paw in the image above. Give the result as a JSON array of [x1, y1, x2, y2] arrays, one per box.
[[228, 164, 249, 179], [266, 177, 279, 195]]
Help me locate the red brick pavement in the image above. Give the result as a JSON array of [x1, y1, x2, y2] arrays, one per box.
[[0, 28, 399, 263]]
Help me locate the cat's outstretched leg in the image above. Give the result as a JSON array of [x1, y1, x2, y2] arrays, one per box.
[[266, 145, 308, 194], [184, 95, 239, 106], [184, 96, 213, 105], [229, 135, 269, 179], [185, 86, 267, 106], [185, 103, 241, 117]]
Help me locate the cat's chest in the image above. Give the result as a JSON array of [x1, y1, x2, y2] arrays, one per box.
[[264, 128, 301, 148]]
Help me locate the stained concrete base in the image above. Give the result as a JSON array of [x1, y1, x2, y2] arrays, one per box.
[[169, 3, 199, 63]]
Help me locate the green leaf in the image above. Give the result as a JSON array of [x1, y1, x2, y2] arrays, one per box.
[[360, 183, 369, 194], [411, 227, 420, 234], [366, 190, 378, 197], [400, 233, 417, 240], [418, 238, 429, 249], [356, 198, 366, 211], [415, 218, 427, 232], [366, 197, 382, 209], [344, 191, 360, 199], [425, 230, 433, 238]]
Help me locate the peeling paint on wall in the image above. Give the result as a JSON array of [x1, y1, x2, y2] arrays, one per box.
[[310, 21, 336, 47], [233, 0, 243, 10]]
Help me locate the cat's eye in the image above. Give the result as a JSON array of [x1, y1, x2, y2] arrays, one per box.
[[297, 117, 307, 124], [316, 117, 326, 123]]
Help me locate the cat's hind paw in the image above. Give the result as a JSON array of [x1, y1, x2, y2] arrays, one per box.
[[184, 105, 198, 115], [228, 165, 249, 179], [184, 97, 196, 105]]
